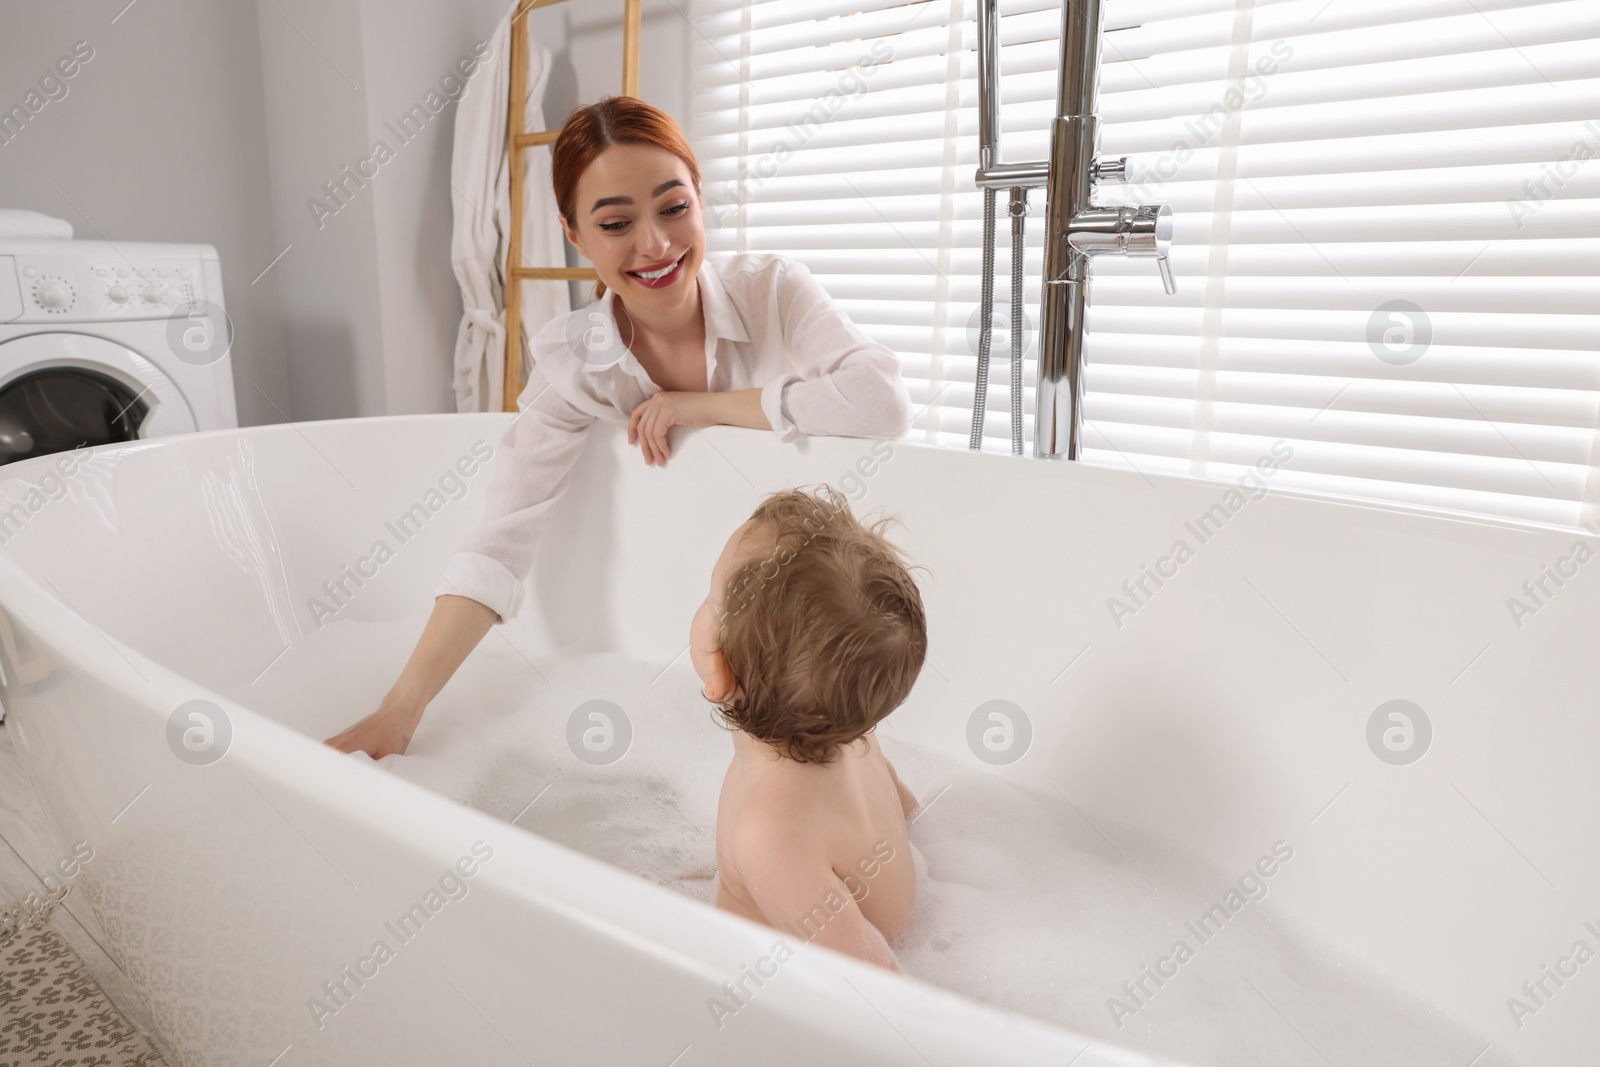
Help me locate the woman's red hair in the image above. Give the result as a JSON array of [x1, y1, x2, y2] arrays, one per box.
[[550, 96, 701, 302]]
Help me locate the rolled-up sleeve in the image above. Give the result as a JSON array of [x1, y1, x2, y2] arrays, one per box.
[[769, 258, 913, 441], [434, 361, 595, 622]]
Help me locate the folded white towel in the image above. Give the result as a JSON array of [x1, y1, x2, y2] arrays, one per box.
[[0, 210, 73, 240]]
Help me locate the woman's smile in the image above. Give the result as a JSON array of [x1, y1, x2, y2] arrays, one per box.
[[627, 251, 688, 288]]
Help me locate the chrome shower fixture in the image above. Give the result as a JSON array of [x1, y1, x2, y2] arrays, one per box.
[[972, 0, 1177, 460]]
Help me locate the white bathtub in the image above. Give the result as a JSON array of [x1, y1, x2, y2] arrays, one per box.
[[0, 413, 1593, 1066]]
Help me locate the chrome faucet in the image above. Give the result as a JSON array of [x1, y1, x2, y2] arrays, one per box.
[[972, 0, 1176, 460]]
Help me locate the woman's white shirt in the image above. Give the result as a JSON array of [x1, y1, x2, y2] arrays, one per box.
[[435, 252, 913, 622]]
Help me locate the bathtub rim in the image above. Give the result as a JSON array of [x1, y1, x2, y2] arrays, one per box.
[[0, 411, 1580, 548]]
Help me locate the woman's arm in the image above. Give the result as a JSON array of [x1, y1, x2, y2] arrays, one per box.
[[436, 366, 596, 620], [695, 388, 769, 430], [326, 361, 595, 756], [626, 388, 769, 466], [324, 594, 497, 757], [766, 258, 914, 441]]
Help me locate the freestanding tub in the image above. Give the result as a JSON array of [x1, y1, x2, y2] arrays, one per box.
[[0, 412, 1594, 1066]]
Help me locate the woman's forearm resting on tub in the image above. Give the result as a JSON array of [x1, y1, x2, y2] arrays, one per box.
[[777, 364, 914, 439], [695, 388, 771, 430], [688, 379, 911, 440]]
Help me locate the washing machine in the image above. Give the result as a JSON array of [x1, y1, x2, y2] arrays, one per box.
[[0, 239, 238, 465]]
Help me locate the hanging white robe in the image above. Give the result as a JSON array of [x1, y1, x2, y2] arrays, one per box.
[[448, 1, 570, 413]]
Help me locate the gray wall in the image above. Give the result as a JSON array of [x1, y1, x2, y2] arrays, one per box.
[[0, 0, 291, 427], [1, 0, 691, 425]]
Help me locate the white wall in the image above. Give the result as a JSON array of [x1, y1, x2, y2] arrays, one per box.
[[2, 0, 691, 424], [253, 0, 386, 423], [0, 0, 291, 428], [357, 0, 511, 416]]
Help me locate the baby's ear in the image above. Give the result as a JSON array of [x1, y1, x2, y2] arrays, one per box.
[[708, 664, 746, 710], [709, 649, 737, 694]]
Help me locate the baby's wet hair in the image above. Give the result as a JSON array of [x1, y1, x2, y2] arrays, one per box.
[[712, 485, 927, 763]]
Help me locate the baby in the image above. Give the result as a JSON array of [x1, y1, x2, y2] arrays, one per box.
[[689, 486, 926, 971]]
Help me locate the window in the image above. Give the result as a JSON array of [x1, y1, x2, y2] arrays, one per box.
[[688, 0, 1600, 526]]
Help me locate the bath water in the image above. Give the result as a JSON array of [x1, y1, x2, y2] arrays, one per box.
[[334, 644, 1515, 1067]]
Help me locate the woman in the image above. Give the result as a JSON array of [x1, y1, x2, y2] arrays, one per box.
[[326, 96, 913, 758]]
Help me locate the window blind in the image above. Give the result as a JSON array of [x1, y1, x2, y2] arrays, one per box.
[[687, 0, 1600, 526]]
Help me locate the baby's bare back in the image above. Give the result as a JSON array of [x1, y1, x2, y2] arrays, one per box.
[[715, 732, 917, 967]]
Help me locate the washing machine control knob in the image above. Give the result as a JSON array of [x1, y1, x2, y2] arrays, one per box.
[[36, 280, 71, 310], [142, 286, 164, 304], [108, 285, 130, 303]]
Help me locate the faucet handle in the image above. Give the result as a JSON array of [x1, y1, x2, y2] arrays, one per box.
[[1125, 203, 1176, 296], [1091, 156, 1129, 183], [1156, 251, 1176, 295], [1064, 203, 1177, 296]]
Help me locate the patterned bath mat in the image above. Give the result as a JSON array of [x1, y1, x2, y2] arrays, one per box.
[[0, 922, 169, 1067]]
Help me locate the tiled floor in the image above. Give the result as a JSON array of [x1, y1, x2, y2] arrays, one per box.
[[0, 720, 174, 1065]]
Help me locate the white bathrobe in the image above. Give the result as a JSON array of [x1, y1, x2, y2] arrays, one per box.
[[448, 1, 571, 414]]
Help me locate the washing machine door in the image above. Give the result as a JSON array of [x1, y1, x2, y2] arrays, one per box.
[[0, 333, 196, 466]]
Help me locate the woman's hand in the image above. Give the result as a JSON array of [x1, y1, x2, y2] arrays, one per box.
[[324, 695, 423, 759], [628, 391, 714, 466], [627, 390, 770, 465], [323, 595, 497, 760]]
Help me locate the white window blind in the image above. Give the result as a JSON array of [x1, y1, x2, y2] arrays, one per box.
[[687, 0, 1600, 526]]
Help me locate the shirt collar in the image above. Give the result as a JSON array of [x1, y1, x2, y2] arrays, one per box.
[[696, 257, 749, 346], [587, 256, 748, 381]]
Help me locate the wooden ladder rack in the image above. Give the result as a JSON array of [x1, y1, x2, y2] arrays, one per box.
[[501, 0, 643, 411]]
